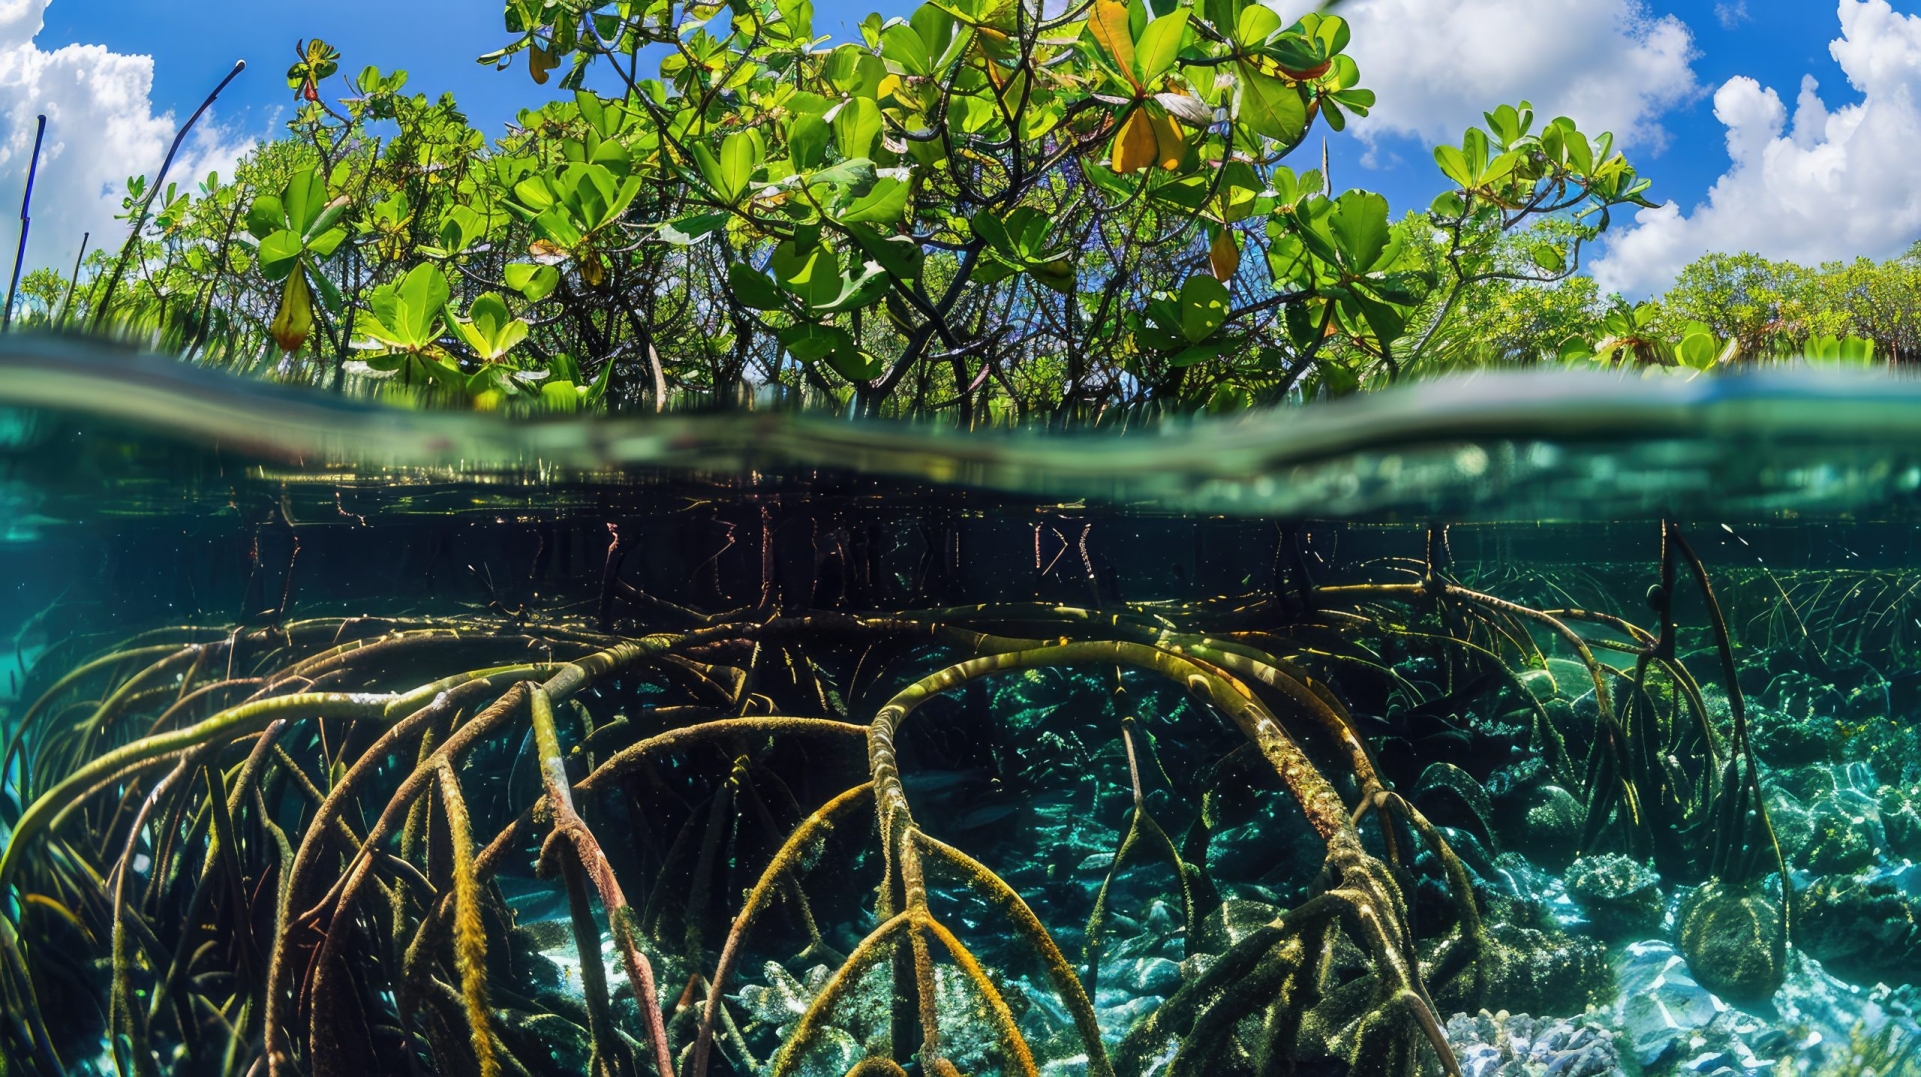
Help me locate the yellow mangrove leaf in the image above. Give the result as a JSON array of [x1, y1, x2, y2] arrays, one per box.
[[1111, 108, 1157, 173], [1087, 0, 1139, 90], [1146, 108, 1185, 170], [1210, 229, 1240, 281]]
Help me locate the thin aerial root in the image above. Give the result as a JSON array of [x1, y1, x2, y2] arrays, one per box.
[[529, 683, 674, 1077], [1085, 718, 1187, 1006]]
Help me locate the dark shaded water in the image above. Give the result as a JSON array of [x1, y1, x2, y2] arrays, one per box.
[[3, 342, 1920, 1077]]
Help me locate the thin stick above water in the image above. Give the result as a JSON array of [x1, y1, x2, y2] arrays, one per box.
[[90, 60, 245, 333], [3, 115, 47, 331]]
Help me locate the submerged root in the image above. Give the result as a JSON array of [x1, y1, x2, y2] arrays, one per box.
[[4, 526, 1769, 1077]]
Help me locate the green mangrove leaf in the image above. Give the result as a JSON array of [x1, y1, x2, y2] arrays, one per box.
[[1235, 64, 1307, 144], [659, 213, 728, 245], [790, 113, 831, 171], [258, 230, 306, 282], [1233, 4, 1280, 47], [1134, 10, 1187, 85], [369, 263, 451, 348], [504, 263, 560, 302], [1326, 190, 1391, 272], [778, 322, 853, 364], [772, 240, 843, 309], [833, 98, 882, 161], [246, 195, 286, 241], [1179, 274, 1230, 343], [1677, 332, 1718, 371], [881, 22, 932, 75], [728, 264, 789, 311], [839, 177, 909, 224], [452, 291, 528, 362], [845, 223, 923, 280], [815, 260, 893, 312], [283, 168, 330, 235], [1029, 259, 1076, 294], [718, 130, 765, 202]]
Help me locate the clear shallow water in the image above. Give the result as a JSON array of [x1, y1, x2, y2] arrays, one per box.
[[2, 340, 1920, 1077]]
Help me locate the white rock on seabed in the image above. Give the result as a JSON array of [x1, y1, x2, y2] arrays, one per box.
[[1601, 938, 1921, 1076], [1442, 1010, 1623, 1077]]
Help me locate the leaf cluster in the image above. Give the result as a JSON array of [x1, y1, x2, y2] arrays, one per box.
[[44, 1, 1656, 417]]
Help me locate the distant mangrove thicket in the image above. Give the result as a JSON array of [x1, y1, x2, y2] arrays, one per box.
[[1417, 245, 1920, 379], [2, 0, 1887, 418]]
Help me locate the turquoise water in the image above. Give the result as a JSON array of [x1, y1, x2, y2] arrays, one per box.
[[2, 338, 1919, 1077]]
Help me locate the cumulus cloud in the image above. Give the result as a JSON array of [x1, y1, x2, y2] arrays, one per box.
[[1594, 0, 1921, 296], [1278, 0, 1700, 153], [0, 0, 245, 280]]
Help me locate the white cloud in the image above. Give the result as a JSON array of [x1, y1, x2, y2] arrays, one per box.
[[1281, 0, 1700, 154], [0, 0, 245, 284], [1715, 1, 1751, 30], [1594, 0, 1921, 297]]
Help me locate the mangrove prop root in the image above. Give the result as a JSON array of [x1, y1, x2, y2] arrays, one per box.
[[691, 783, 876, 1077], [916, 832, 1113, 1077], [1085, 718, 1188, 1006], [529, 683, 675, 1077], [1, 535, 1770, 1077], [435, 759, 497, 1077]]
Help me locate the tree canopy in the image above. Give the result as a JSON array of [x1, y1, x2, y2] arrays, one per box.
[[12, 0, 1686, 416]]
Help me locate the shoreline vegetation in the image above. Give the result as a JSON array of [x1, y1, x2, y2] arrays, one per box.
[[1, 0, 1907, 422], [3, 0, 1663, 419]]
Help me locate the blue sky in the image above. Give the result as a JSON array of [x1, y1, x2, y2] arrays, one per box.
[[7, 0, 1921, 295], [36, 0, 1805, 207]]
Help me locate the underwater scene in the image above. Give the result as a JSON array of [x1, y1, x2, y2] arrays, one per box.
[[5, 351, 1921, 1077]]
